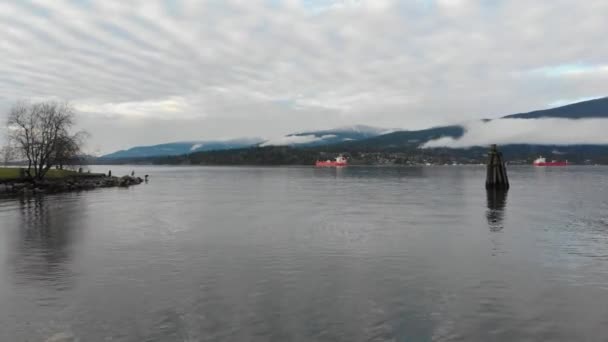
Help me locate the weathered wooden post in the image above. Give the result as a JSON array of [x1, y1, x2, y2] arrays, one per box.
[[485, 144, 509, 189]]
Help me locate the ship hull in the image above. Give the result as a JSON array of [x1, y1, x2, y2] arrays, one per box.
[[315, 161, 347, 167]]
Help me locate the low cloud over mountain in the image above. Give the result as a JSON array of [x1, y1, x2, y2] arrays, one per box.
[[422, 118, 608, 148]]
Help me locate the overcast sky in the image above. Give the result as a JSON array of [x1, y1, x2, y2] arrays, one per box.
[[1, 0, 607, 154]]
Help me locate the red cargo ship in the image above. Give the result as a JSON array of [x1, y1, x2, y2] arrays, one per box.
[[533, 157, 569, 166], [315, 155, 348, 167]]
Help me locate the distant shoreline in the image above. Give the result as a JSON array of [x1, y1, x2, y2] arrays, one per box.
[[88, 163, 603, 168]]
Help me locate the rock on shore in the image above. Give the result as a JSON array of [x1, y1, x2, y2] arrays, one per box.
[[0, 175, 143, 196]]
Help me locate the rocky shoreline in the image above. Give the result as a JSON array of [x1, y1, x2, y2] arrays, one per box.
[[0, 175, 144, 196]]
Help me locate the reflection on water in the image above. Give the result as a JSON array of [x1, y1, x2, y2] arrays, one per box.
[[10, 195, 81, 291], [486, 189, 508, 232]]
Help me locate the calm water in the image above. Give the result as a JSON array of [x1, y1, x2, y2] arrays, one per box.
[[1, 165, 608, 341]]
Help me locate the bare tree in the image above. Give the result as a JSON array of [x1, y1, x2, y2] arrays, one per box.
[[1, 144, 15, 166], [6, 101, 88, 180], [54, 131, 90, 170]]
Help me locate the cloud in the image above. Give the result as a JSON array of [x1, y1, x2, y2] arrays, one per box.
[[0, 0, 608, 153], [547, 96, 606, 108], [74, 96, 195, 119], [260, 134, 323, 146], [531, 64, 608, 78], [422, 118, 608, 148], [190, 143, 203, 151], [260, 133, 339, 146]]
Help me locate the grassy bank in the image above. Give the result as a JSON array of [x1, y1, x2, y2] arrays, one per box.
[[0, 168, 21, 180], [0, 167, 104, 181]]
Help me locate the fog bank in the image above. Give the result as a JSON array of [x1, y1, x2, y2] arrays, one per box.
[[423, 119, 608, 148]]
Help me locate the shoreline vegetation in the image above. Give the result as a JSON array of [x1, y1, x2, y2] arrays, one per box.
[[93, 145, 608, 166], [0, 100, 144, 197], [0, 167, 144, 196]]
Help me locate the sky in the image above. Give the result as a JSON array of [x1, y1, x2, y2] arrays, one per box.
[[1, 0, 608, 154]]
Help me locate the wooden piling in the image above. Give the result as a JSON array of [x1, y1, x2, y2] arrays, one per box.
[[485, 144, 509, 190]]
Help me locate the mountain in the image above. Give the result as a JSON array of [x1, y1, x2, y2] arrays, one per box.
[[271, 97, 608, 151], [503, 97, 608, 119], [100, 96, 608, 164], [102, 125, 389, 159], [322, 96, 608, 151], [261, 125, 390, 147], [321, 125, 465, 152], [101, 138, 263, 159]]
